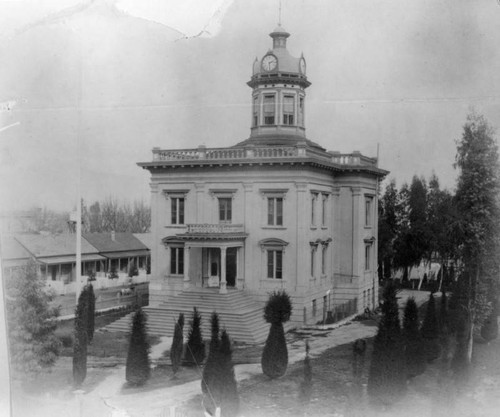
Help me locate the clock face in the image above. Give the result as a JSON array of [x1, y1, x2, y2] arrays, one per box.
[[299, 58, 306, 74], [262, 55, 278, 71]]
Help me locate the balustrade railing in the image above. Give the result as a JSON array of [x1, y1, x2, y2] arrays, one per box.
[[186, 223, 245, 234], [151, 144, 377, 167]]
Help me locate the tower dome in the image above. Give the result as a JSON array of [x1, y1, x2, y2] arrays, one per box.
[[247, 25, 310, 140]]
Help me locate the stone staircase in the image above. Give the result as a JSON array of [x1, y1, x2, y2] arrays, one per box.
[[105, 288, 269, 344]]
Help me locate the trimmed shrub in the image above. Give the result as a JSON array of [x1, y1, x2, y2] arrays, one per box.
[[185, 307, 205, 366], [261, 291, 292, 379], [421, 294, 441, 362], [170, 313, 184, 377], [126, 308, 151, 385], [86, 284, 95, 343], [73, 290, 88, 386], [299, 340, 313, 402], [202, 312, 221, 394], [367, 283, 406, 406], [403, 297, 426, 378]]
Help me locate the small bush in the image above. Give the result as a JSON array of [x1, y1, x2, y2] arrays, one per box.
[[170, 313, 184, 377]]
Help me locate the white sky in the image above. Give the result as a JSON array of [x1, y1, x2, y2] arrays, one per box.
[[1, 0, 500, 211]]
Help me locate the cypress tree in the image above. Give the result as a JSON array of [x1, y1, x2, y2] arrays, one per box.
[[367, 283, 406, 406], [86, 284, 95, 343], [261, 290, 292, 378], [421, 293, 441, 362], [126, 308, 151, 385], [403, 297, 426, 378], [170, 313, 184, 377], [185, 307, 205, 366], [202, 312, 221, 394], [73, 289, 88, 386]]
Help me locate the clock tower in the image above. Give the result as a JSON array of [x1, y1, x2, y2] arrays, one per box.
[[247, 25, 311, 140]]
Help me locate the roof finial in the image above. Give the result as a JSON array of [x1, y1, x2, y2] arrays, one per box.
[[278, 0, 282, 26]]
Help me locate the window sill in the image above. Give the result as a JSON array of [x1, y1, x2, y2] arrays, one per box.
[[165, 225, 187, 229], [364, 225, 373, 229], [321, 226, 328, 230], [261, 226, 287, 230], [310, 226, 317, 230]]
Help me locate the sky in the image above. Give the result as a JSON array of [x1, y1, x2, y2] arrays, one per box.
[[1, 0, 500, 212]]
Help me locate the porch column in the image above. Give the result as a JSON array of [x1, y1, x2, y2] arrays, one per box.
[[183, 246, 191, 290], [219, 247, 227, 294]]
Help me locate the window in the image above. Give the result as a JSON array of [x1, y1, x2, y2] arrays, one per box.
[[267, 250, 283, 279], [299, 97, 304, 125], [322, 194, 328, 226], [310, 246, 316, 277], [253, 96, 258, 126], [312, 299, 317, 317], [321, 244, 327, 275], [218, 198, 232, 223], [267, 197, 283, 226], [311, 193, 318, 225], [365, 197, 373, 226], [283, 95, 294, 125], [171, 197, 185, 225], [365, 245, 371, 271], [171, 247, 184, 275], [263, 94, 275, 125]]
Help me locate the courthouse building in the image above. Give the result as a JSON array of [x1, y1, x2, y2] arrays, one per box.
[[137, 25, 387, 342]]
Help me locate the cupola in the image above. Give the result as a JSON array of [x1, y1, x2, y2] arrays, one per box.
[[247, 25, 311, 140]]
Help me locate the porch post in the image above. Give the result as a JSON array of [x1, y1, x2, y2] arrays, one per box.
[[183, 246, 191, 290], [235, 247, 241, 289], [219, 247, 227, 294]]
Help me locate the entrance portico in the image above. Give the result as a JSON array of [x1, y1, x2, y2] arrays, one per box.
[[163, 224, 247, 294]]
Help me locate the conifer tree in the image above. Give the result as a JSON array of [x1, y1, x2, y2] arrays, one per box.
[[367, 283, 406, 406], [86, 284, 95, 343], [261, 290, 292, 378], [170, 313, 184, 377], [202, 312, 221, 394], [421, 293, 441, 362], [403, 297, 426, 378], [185, 307, 205, 365], [5, 259, 61, 379], [73, 289, 88, 386], [299, 340, 313, 402], [126, 308, 151, 385]]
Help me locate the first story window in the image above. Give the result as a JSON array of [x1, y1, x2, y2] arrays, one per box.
[[218, 197, 232, 222], [365, 244, 371, 271], [267, 250, 283, 279], [267, 197, 283, 226], [171, 197, 185, 225], [171, 247, 184, 275]]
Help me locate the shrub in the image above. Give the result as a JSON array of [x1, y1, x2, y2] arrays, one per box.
[[481, 298, 499, 342], [125, 308, 151, 385], [73, 290, 88, 386], [261, 290, 292, 378], [185, 307, 205, 366], [299, 340, 313, 402], [367, 283, 406, 406], [421, 293, 441, 362], [403, 297, 426, 378], [86, 284, 96, 343], [170, 313, 184, 377]]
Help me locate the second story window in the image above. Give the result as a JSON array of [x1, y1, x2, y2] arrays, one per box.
[[267, 197, 283, 226], [171, 197, 185, 225], [283, 95, 294, 125], [311, 193, 318, 226], [365, 197, 373, 227], [299, 97, 304, 126], [253, 96, 258, 126], [263, 94, 275, 125], [218, 198, 232, 223]]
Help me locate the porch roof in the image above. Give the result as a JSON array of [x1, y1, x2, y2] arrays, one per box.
[[165, 233, 248, 243], [38, 254, 106, 265], [102, 250, 150, 259]]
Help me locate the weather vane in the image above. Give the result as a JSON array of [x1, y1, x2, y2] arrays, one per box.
[[278, 0, 282, 25]]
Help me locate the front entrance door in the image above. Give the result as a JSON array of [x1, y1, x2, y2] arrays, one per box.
[[226, 247, 237, 287]]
